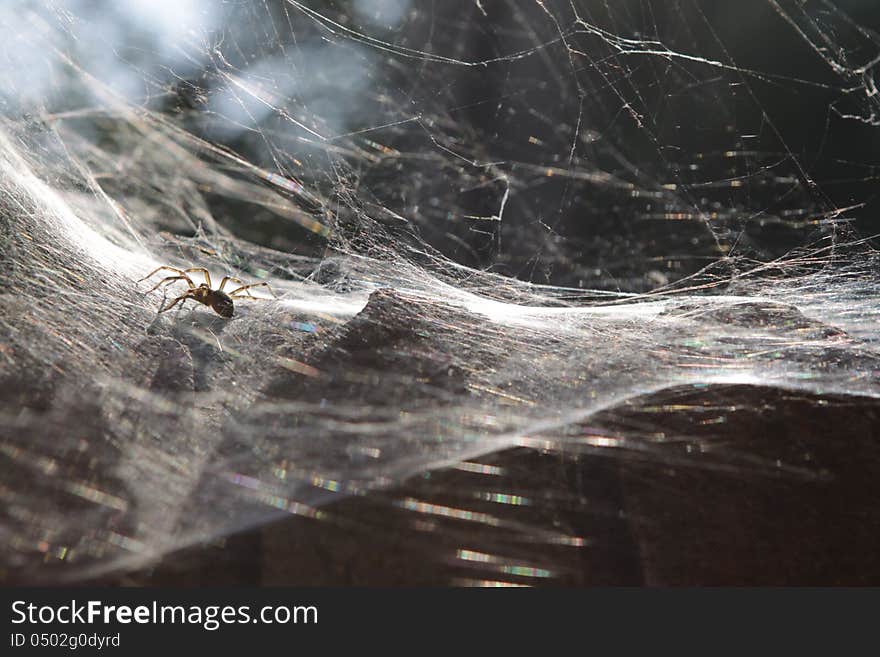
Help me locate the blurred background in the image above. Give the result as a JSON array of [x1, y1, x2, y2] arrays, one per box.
[[7, 0, 880, 284]]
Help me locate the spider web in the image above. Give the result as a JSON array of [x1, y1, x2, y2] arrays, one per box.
[[2, 0, 880, 583]]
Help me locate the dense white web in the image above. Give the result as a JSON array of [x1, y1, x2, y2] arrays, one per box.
[[1, 0, 879, 582]]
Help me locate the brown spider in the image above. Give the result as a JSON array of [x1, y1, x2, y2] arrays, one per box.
[[139, 266, 275, 318]]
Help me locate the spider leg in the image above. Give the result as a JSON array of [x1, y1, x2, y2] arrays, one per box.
[[218, 276, 247, 292], [139, 266, 196, 290], [183, 268, 212, 288], [139, 266, 188, 282], [229, 282, 276, 299], [158, 291, 195, 314], [144, 275, 195, 294]]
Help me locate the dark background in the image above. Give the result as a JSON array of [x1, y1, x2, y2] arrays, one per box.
[[170, 0, 880, 290]]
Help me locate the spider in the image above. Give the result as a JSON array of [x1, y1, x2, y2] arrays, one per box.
[[139, 266, 275, 318]]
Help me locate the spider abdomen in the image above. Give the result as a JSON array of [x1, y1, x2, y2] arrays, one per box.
[[209, 290, 235, 318]]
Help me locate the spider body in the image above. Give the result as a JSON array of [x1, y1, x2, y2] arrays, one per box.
[[190, 284, 235, 318], [139, 266, 274, 318]]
